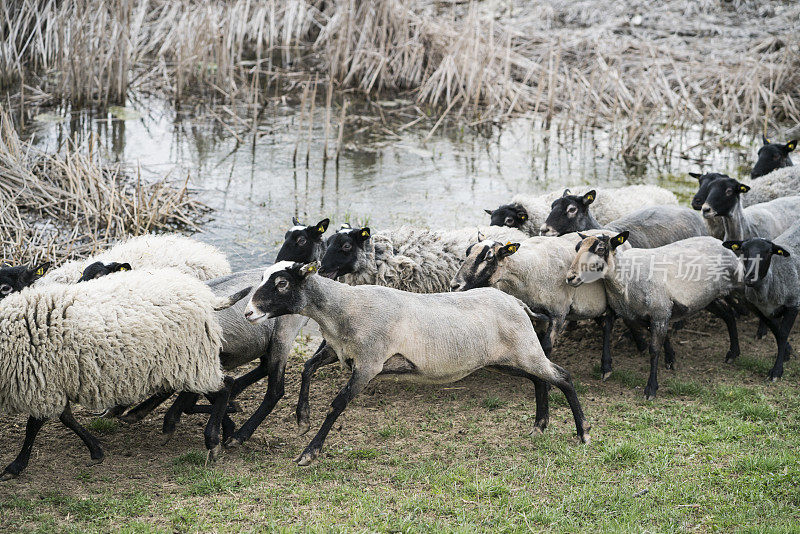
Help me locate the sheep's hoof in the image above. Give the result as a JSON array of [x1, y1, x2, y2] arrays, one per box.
[[206, 444, 223, 465], [225, 437, 242, 450], [529, 426, 544, 436], [580, 434, 591, 445], [601, 371, 612, 381], [295, 450, 318, 466], [86, 456, 104, 467], [664, 362, 674, 370], [768, 375, 781, 383], [644, 393, 657, 401], [0, 471, 16, 482], [161, 431, 175, 446], [119, 413, 143, 425]]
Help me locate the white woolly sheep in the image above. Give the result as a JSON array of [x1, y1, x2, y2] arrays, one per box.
[[0, 269, 248, 480], [487, 184, 678, 236], [244, 261, 590, 466], [40, 233, 231, 285]]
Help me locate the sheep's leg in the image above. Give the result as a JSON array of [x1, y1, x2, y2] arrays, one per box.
[[538, 316, 554, 357], [768, 307, 798, 381], [59, 404, 104, 466], [226, 355, 288, 448], [598, 309, 615, 380], [1, 416, 46, 481], [488, 366, 551, 433], [706, 300, 740, 363], [621, 318, 648, 353], [297, 342, 339, 435], [229, 363, 269, 399], [120, 390, 174, 424], [548, 363, 590, 443], [644, 321, 668, 400], [296, 364, 378, 466], [663, 335, 675, 370], [101, 405, 128, 419], [205, 377, 234, 462], [162, 392, 199, 442]]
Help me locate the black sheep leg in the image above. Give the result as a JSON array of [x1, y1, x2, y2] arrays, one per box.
[[296, 342, 339, 435], [60, 404, 104, 466], [205, 377, 234, 461], [706, 300, 740, 363], [120, 390, 174, 424], [1, 416, 46, 481], [226, 354, 288, 448]]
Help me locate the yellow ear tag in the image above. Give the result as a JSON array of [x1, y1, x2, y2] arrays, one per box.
[[308, 264, 317, 273], [361, 230, 369, 237], [36, 268, 44, 275], [614, 236, 624, 245], [120, 267, 128, 271], [318, 226, 325, 233], [587, 194, 594, 201], [508, 245, 517, 253], [731, 244, 739, 251], [789, 141, 797, 150], [520, 215, 527, 221], [739, 185, 748, 193]]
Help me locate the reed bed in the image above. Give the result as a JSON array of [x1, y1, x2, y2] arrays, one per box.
[[0, 107, 206, 266], [1, 0, 798, 134]]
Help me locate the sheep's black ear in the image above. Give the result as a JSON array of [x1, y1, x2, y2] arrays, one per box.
[[610, 231, 629, 249], [313, 218, 330, 234], [737, 183, 751, 194], [762, 134, 770, 145], [722, 241, 743, 252], [300, 261, 320, 277], [356, 227, 371, 242], [786, 140, 797, 153], [484, 209, 493, 216], [518, 210, 528, 221], [772, 245, 790, 257], [582, 190, 596, 206], [498, 242, 520, 259], [562, 188, 571, 197], [118, 263, 132, 272], [30, 261, 51, 280], [689, 172, 702, 179], [577, 232, 589, 240], [292, 217, 302, 226]]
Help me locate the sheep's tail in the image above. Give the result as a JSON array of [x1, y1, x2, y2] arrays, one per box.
[[214, 287, 252, 311], [514, 298, 549, 331]]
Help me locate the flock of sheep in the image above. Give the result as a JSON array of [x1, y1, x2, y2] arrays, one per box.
[[0, 135, 797, 478]]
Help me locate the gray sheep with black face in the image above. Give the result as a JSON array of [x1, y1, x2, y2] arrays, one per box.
[[700, 176, 800, 242], [244, 261, 591, 466], [566, 234, 742, 400], [723, 220, 800, 380], [540, 190, 708, 248]]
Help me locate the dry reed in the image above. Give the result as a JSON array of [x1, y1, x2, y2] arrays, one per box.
[[0, 106, 206, 266]]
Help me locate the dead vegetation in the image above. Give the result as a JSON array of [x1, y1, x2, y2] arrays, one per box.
[[0, 107, 206, 266], [1, 0, 798, 133]]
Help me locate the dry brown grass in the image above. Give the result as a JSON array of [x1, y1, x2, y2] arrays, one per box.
[[1, 1, 798, 136], [0, 106, 206, 266]]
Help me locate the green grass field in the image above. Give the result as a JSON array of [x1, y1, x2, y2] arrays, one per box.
[[1, 319, 799, 532]]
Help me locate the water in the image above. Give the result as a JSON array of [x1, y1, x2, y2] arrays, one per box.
[[25, 97, 754, 271]]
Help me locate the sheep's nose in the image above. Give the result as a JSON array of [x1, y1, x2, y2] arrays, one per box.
[[244, 310, 253, 319], [701, 205, 713, 218], [450, 281, 462, 291]]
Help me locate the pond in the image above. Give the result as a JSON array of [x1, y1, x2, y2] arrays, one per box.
[[25, 96, 754, 271]]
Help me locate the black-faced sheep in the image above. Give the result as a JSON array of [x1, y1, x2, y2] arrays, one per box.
[[751, 135, 796, 179]]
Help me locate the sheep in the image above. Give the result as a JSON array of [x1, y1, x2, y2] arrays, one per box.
[[243, 261, 590, 466], [449, 232, 648, 379], [700, 176, 800, 242], [39, 233, 231, 285], [318, 224, 526, 291], [690, 167, 800, 214], [119, 218, 330, 450], [540, 190, 709, 247], [566, 234, 742, 399], [0, 269, 250, 480], [723, 221, 800, 380], [486, 184, 678, 237], [751, 135, 796, 179], [0, 262, 51, 299], [77, 261, 132, 282]]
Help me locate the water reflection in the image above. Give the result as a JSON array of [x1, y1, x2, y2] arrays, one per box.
[[25, 97, 752, 270]]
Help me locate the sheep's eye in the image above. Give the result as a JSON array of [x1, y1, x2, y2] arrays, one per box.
[[567, 205, 577, 215], [486, 251, 495, 261], [276, 279, 289, 290], [726, 188, 734, 196], [342, 243, 352, 252], [0, 284, 12, 295], [296, 236, 307, 246]]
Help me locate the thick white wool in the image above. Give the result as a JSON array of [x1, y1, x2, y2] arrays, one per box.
[[0, 269, 225, 419], [40, 234, 231, 285], [743, 166, 800, 207]]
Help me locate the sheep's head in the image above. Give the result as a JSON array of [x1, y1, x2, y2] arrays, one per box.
[[450, 240, 519, 291], [0, 262, 51, 298], [701, 177, 750, 219], [319, 226, 371, 279], [566, 232, 627, 287], [541, 189, 596, 236], [78, 261, 131, 282], [751, 136, 796, 179], [245, 261, 319, 323], [485, 203, 528, 230], [689, 172, 729, 211], [276, 217, 330, 263], [723, 238, 790, 287]]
